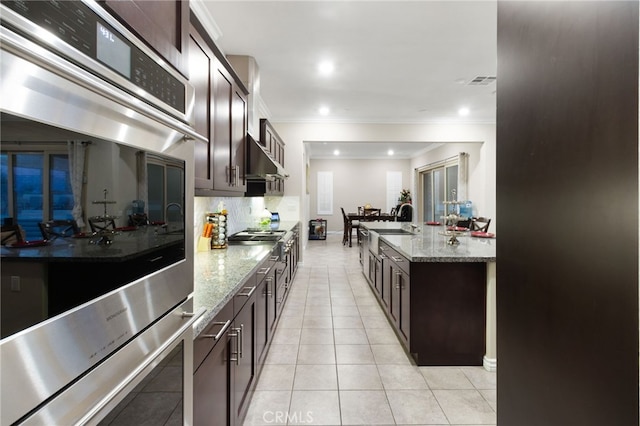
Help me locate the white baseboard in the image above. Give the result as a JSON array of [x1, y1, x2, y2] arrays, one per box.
[[483, 356, 497, 372]]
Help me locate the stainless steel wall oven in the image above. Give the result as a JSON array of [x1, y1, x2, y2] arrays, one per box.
[[0, 0, 205, 424]]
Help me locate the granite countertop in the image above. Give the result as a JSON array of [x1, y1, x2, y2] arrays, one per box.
[[0, 226, 184, 262], [192, 220, 300, 337], [193, 244, 273, 336], [362, 222, 496, 262]]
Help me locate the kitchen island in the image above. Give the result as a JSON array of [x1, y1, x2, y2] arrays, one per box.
[[360, 222, 497, 370]]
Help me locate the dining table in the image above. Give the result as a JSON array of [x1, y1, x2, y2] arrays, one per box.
[[346, 212, 395, 247]]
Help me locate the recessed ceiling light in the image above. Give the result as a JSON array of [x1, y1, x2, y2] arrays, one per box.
[[387, 149, 394, 156], [318, 61, 334, 75], [319, 106, 330, 116], [458, 107, 470, 116], [333, 149, 340, 156]]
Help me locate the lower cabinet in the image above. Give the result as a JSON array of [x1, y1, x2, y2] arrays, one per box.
[[377, 242, 487, 366], [193, 302, 233, 426], [194, 244, 294, 426], [387, 254, 410, 345], [232, 290, 256, 425]]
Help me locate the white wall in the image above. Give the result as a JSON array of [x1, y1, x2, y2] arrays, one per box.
[[271, 121, 497, 243], [309, 158, 411, 233]]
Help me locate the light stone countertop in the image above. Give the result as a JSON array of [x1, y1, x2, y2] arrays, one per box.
[[361, 222, 496, 262], [192, 221, 300, 337], [192, 244, 272, 336]]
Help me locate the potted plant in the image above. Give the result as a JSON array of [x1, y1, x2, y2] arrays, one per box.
[[399, 189, 412, 204]]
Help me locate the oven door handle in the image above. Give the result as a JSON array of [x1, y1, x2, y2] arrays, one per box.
[[77, 307, 206, 425]]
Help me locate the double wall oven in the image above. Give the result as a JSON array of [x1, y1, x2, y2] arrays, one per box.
[[1, 1, 206, 424]]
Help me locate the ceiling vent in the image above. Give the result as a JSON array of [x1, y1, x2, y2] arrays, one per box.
[[467, 76, 496, 86]]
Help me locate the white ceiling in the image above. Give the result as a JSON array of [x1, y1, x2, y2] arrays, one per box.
[[195, 1, 497, 158]]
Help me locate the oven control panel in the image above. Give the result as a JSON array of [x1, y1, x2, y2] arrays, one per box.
[[1, 0, 186, 116]]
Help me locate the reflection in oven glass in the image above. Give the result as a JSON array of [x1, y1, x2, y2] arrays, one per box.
[[98, 343, 184, 425]]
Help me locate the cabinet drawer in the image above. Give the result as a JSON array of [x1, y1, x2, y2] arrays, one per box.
[[234, 275, 258, 316], [194, 301, 233, 372], [380, 243, 410, 274]]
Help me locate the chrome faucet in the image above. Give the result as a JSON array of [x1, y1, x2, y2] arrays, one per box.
[[165, 203, 183, 224]]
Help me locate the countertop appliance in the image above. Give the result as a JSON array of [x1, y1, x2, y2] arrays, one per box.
[[0, 1, 206, 424]]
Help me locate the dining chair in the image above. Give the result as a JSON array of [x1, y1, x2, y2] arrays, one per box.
[[456, 218, 472, 229], [396, 203, 413, 222], [341, 207, 359, 246], [1, 224, 25, 245], [128, 213, 149, 227], [38, 220, 80, 240], [363, 208, 381, 218], [89, 216, 117, 233], [470, 217, 491, 232]]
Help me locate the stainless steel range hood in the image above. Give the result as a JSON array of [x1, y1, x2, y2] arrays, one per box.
[[246, 134, 288, 180]]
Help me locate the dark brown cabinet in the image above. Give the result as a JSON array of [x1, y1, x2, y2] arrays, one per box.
[[194, 248, 286, 426], [232, 288, 256, 425], [100, 0, 189, 77], [379, 246, 391, 309], [255, 255, 277, 367], [190, 17, 249, 196], [189, 33, 213, 190], [384, 246, 410, 346], [377, 242, 486, 366], [212, 67, 247, 194], [260, 119, 285, 196], [193, 302, 233, 426]]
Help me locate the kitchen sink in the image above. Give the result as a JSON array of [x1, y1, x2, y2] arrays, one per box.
[[373, 229, 414, 235]]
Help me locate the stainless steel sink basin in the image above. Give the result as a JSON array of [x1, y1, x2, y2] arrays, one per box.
[[373, 229, 414, 235]]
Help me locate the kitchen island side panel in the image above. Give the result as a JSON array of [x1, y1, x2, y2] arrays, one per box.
[[409, 262, 486, 366], [497, 2, 639, 425]]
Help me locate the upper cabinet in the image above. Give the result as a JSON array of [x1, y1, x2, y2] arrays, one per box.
[[100, 0, 189, 77], [260, 119, 285, 168], [190, 15, 249, 196], [246, 119, 285, 196]]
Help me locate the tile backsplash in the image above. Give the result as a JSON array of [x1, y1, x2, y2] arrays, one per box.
[[193, 196, 300, 248]]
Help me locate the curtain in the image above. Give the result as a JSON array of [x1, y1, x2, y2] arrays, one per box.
[[136, 151, 148, 212], [67, 141, 86, 228], [457, 152, 469, 201]]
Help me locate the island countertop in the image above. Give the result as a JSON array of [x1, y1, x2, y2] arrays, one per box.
[[0, 226, 184, 262], [361, 222, 496, 262]]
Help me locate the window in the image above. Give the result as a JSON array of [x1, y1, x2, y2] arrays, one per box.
[[1, 147, 71, 240], [147, 156, 184, 223], [420, 161, 458, 223]]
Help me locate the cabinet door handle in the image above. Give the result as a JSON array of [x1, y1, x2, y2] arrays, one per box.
[[238, 324, 244, 359], [202, 320, 232, 341], [229, 327, 241, 365], [395, 271, 402, 289], [265, 277, 273, 296], [238, 285, 256, 298], [391, 256, 404, 262]]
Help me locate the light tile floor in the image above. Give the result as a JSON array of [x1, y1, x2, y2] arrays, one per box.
[[244, 234, 496, 426]]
